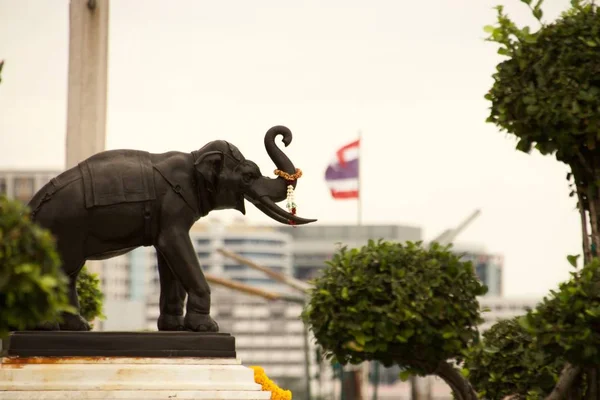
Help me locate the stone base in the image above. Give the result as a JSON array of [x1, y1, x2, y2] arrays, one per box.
[[0, 332, 270, 400], [3, 331, 236, 358], [0, 356, 271, 400]]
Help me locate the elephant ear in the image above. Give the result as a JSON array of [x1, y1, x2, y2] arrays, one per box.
[[194, 151, 224, 193]]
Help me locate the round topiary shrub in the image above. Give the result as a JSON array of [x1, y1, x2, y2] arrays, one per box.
[[0, 196, 72, 336], [303, 240, 487, 376]]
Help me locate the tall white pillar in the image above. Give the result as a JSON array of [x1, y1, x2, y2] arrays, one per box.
[[65, 0, 109, 170]]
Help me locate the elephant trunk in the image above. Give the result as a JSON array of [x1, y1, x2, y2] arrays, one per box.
[[264, 126, 298, 191]]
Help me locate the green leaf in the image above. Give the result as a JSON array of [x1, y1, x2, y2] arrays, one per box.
[[497, 47, 511, 56], [399, 370, 412, 382], [341, 287, 349, 300], [567, 254, 580, 268], [442, 331, 456, 339], [484, 25, 496, 34], [483, 346, 500, 354], [355, 332, 366, 346], [532, 7, 543, 20], [517, 315, 532, 331], [520, 0, 532, 5]]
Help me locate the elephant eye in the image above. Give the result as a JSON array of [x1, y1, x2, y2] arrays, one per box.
[[242, 173, 253, 184]]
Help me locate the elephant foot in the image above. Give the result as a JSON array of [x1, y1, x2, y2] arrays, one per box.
[[34, 320, 60, 331], [157, 314, 186, 331], [59, 312, 91, 331], [184, 312, 219, 333]]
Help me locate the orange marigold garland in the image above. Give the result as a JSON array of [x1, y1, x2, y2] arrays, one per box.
[[249, 366, 292, 400], [273, 168, 302, 226]]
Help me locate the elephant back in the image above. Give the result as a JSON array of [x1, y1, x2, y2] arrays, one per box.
[[79, 150, 157, 209]]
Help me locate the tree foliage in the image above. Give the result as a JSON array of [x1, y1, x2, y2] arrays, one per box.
[[485, 1, 600, 163], [465, 317, 565, 399], [0, 60, 4, 84], [303, 240, 487, 375], [523, 258, 600, 368], [77, 266, 104, 323], [485, 0, 600, 263], [0, 196, 73, 337]]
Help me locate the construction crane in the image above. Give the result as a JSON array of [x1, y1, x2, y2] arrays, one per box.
[[428, 209, 482, 247]]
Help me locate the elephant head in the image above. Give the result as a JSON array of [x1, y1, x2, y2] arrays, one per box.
[[192, 126, 317, 225]]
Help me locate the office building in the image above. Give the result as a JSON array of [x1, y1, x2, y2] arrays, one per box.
[[276, 224, 424, 281], [0, 170, 60, 203], [453, 243, 504, 297]]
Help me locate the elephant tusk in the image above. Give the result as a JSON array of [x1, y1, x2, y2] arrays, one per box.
[[258, 196, 317, 225]]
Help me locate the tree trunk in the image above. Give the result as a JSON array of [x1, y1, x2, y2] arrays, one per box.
[[434, 361, 477, 400], [585, 367, 597, 400], [567, 368, 583, 400], [577, 189, 592, 264], [546, 363, 581, 400], [587, 187, 600, 250]]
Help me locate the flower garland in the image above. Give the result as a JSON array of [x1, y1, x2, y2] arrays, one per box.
[[249, 366, 293, 400], [273, 168, 303, 226]]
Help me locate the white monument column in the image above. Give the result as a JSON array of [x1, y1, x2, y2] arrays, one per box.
[[65, 0, 109, 170]]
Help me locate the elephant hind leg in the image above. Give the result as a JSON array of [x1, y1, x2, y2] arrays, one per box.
[[58, 273, 92, 331], [32, 261, 87, 332], [56, 246, 91, 331]]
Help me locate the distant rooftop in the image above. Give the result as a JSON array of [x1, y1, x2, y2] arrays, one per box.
[[276, 223, 423, 242]]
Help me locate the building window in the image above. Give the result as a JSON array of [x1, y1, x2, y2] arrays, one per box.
[[294, 266, 322, 281], [237, 278, 273, 285], [197, 252, 211, 258], [0, 177, 6, 196], [224, 264, 246, 272], [224, 238, 285, 246], [13, 177, 35, 203], [475, 263, 488, 287], [238, 251, 284, 259]]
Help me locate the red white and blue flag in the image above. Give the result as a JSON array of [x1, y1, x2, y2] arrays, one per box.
[[324, 139, 360, 199]]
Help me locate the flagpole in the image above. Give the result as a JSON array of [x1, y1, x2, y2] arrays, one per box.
[[357, 129, 362, 227]]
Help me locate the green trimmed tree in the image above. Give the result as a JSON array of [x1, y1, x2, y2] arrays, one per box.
[[484, 0, 600, 397], [0, 196, 73, 337], [464, 317, 565, 399], [303, 240, 487, 400]]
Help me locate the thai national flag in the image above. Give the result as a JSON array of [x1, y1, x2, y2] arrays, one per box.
[[324, 139, 359, 199]]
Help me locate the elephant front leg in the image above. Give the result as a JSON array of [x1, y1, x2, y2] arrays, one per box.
[[156, 230, 219, 333], [156, 251, 187, 331]]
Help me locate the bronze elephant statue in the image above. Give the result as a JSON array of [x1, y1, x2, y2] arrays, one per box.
[[26, 125, 316, 332]]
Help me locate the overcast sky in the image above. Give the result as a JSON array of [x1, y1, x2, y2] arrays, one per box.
[[0, 0, 579, 297]]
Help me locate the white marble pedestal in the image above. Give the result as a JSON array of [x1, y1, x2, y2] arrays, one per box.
[[0, 356, 271, 400]]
